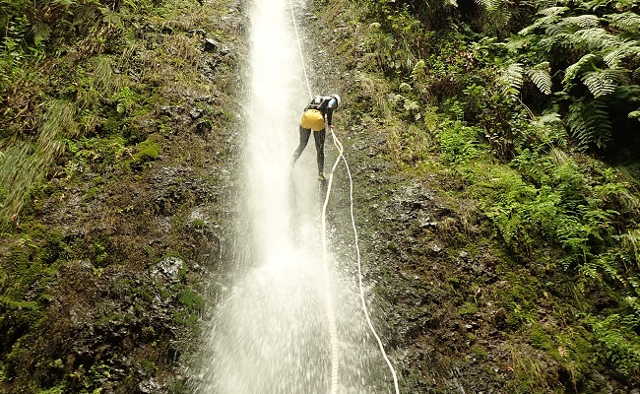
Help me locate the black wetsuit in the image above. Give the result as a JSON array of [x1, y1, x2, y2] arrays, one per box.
[[292, 96, 337, 177]]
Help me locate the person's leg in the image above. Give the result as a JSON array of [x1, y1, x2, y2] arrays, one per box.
[[313, 129, 326, 178], [292, 126, 311, 165]]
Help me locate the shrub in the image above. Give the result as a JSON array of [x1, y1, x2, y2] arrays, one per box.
[[438, 121, 481, 164]]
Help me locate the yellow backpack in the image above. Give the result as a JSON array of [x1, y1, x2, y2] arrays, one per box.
[[300, 109, 325, 131]]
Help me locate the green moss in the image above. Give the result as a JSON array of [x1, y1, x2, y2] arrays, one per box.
[[173, 309, 199, 328], [178, 288, 204, 312], [132, 135, 162, 166], [37, 385, 65, 394], [93, 242, 109, 267], [0, 296, 39, 311], [140, 359, 157, 375], [470, 344, 488, 360], [458, 302, 479, 316], [528, 324, 554, 351]]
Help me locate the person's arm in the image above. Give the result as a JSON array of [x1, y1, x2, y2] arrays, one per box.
[[325, 97, 338, 129], [326, 108, 334, 129]]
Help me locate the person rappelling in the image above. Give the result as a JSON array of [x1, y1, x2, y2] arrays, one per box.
[[291, 94, 341, 182]]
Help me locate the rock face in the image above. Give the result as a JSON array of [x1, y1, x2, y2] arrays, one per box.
[[203, 38, 230, 55], [308, 1, 640, 392], [152, 257, 184, 282], [0, 0, 243, 392]]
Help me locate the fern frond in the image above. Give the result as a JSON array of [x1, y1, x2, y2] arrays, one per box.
[[545, 15, 601, 36], [573, 27, 622, 50], [538, 6, 569, 17], [568, 99, 612, 150], [581, 68, 628, 97], [568, 15, 602, 28], [603, 43, 640, 67], [584, 0, 618, 12], [474, 0, 505, 11], [540, 32, 582, 50], [620, 228, 640, 262], [519, 14, 561, 35], [499, 63, 524, 97], [527, 62, 553, 95], [606, 12, 640, 34], [563, 54, 599, 88]]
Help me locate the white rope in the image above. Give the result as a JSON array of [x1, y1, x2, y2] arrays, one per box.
[[329, 132, 401, 394], [288, 1, 400, 393], [289, 2, 339, 392], [321, 131, 343, 394], [289, 0, 313, 99]]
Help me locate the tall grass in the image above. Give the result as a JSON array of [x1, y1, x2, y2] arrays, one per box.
[[0, 100, 77, 225]]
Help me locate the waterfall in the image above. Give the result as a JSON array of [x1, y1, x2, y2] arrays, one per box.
[[196, 1, 390, 392]]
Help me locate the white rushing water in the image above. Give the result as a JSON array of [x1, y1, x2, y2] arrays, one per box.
[[196, 0, 391, 392]]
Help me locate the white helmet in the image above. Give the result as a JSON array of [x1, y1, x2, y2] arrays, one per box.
[[331, 94, 341, 109]]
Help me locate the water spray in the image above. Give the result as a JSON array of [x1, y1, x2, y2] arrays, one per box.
[[288, 1, 401, 392]]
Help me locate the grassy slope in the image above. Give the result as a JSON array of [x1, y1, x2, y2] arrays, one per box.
[[313, 0, 640, 392], [0, 0, 241, 392]]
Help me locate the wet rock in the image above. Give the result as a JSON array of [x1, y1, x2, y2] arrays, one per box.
[[417, 211, 437, 228], [152, 257, 184, 281], [156, 216, 172, 234], [139, 377, 162, 393], [159, 105, 182, 116], [195, 95, 216, 104], [189, 28, 207, 37], [195, 120, 212, 135], [204, 38, 222, 52], [189, 108, 204, 120], [204, 38, 230, 56], [149, 167, 214, 215], [188, 207, 209, 224]]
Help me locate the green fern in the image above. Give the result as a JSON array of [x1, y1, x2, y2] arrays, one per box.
[[563, 54, 599, 88], [605, 12, 640, 34], [538, 6, 570, 16], [568, 99, 612, 150], [527, 62, 553, 95], [629, 108, 640, 121], [620, 228, 640, 262], [473, 0, 506, 12], [603, 42, 640, 67], [584, 0, 625, 12], [581, 68, 628, 97], [499, 63, 524, 98], [574, 27, 622, 50], [519, 14, 562, 35], [545, 15, 601, 36], [0, 100, 77, 224], [586, 314, 640, 378]]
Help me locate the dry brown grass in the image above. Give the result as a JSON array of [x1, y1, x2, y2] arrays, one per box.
[[506, 343, 562, 393], [164, 34, 202, 67]]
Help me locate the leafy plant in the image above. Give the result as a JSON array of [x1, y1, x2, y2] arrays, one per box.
[[438, 121, 481, 164]]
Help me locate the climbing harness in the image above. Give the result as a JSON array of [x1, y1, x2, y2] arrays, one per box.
[[288, 1, 401, 393]]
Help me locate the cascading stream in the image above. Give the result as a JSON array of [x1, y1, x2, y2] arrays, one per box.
[[196, 0, 395, 392]]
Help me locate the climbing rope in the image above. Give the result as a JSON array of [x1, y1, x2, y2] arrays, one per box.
[[288, 1, 400, 393], [320, 133, 343, 394], [289, 0, 313, 99], [329, 134, 401, 394], [290, 4, 340, 392]]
